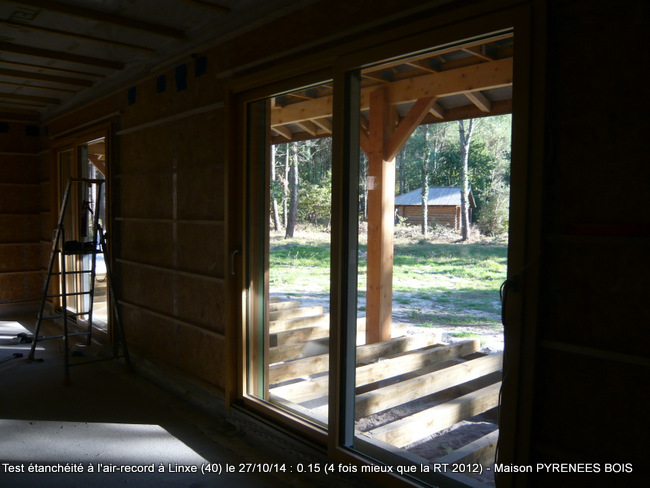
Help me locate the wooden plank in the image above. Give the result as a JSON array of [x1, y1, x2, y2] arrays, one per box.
[[355, 353, 502, 418], [269, 305, 323, 321], [270, 58, 512, 125], [13, 0, 185, 39], [368, 382, 501, 448], [271, 340, 478, 404], [269, 333, 438, 384], [271, 323, 329, 347], [268, 337, 329, 364], [0, 42, 124, 70], [270, 313, 329, 333], [436, 429, 499, 465], [385, 97, 438, 162], [465, 91, 492, 113], [0, 68, 93, 87], [354, 340, 479, 386], [268, 300, 301, 312]]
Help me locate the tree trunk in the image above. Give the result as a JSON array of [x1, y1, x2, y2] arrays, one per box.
[[283, 143, 289, 228], [270, 145, 281, 231], [458, 119, 474, 241], [285, 142, 299, 238], [421, 126, 433, 237]]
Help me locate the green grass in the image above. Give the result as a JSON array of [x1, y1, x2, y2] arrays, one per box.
[[268, 231, 507, 328]]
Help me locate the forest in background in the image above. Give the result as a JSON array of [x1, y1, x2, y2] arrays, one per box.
[[270, 114, 512, 238]]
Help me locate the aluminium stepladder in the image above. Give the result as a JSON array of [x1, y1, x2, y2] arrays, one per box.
[[28, 178, 130, 380]]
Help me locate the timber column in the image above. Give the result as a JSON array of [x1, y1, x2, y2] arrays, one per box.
[[365, 89, 396, 343]]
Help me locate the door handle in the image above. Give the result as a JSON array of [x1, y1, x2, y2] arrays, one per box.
[[230, 247, 241, 276]]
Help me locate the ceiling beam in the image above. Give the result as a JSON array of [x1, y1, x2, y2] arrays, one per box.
[[0, 42, 124, 70], [0, 67, 94, 87], [176, 0, 231, 13], [465, 91, 492, 112], [0, 92, 60, 105], [429, 102, 446, 119], [272, 125, 293, 140], [311, 117, 332, 134], [9, 0, 185, 39], [272, 57, 512, 125], [0, 80, 78, 93], [0, 59, 105, 78], [294, 120, 319, 136], [0, 20, 155, 52]]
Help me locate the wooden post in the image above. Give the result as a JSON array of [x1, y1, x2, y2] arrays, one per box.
[[365, 92, 439, 344], [366, 89, 395, 343]]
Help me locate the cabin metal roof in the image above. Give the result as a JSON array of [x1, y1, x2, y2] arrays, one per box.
[[394, 186, 474, 207]]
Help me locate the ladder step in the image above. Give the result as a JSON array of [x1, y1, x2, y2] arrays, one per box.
[[38, 332, 91, 341], [46, 291, 92, 298], [50, 270, 93, 276], [40, 312, 90, 320]]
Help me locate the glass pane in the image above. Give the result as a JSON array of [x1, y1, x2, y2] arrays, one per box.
[[351, 35, 513, 487], [247, 82, 333, 428], [81, 138, 107, 330], [58, 150, 77, 313]]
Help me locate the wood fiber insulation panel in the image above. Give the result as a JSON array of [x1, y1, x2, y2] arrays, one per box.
[[175, 322, 225, 389], [118, 125, 176, 174], [0, 215, 40, 243], [532, 349, 648, 470], [541, 241, 649, 358], [0, 124, 40, 153], [0, 243, 40, 272], [117, 220, 174, 268], [176, 165, 225, 221], [0, 155, 39, 183], [176, 222, 224, 278], [121, 304, 177, 365], [545, 1, 647, 228], [0, 185, 40, 214], [46, 95, 120, 137], [174, 275, 225, 334], [0, 272, 41, 303], [118, 261, 175, 316], [39, 182, 51, 213], [173, 112, 221, 170], [117, 173, 173, 219]]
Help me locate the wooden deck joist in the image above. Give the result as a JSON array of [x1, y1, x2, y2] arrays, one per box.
[[367, 381, 501, 448]]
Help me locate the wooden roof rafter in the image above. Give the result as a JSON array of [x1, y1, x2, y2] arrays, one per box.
[[9, 0, 186, 39]]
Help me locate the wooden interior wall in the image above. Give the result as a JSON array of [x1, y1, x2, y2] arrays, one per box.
[[530, 0, 649, 482], [0, 123, 43, 310], [113, 60, 227, 389]]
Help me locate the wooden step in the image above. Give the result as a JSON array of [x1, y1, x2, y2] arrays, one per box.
[[367, 381, 501, 448], [269, 305, 323, 321]]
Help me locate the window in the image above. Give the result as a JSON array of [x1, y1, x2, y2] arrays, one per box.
[[237, 7, 532, 486], [55, 129, 110, 335]]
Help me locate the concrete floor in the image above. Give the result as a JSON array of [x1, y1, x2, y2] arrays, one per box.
[[0, 311, 372, 488]]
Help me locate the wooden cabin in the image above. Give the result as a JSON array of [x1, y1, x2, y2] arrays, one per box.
[[0, 1, 648, 487], [395, 186, 475, 230]]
